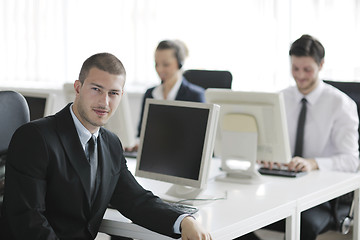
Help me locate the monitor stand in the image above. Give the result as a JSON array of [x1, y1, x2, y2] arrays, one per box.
[[215, 116, 262, 184], [216, 158, 262, 184], [166, 185, 204, 200], [159, 184, 220, 206]]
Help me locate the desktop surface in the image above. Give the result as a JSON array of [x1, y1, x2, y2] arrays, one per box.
[[102, 157, 360, 239]]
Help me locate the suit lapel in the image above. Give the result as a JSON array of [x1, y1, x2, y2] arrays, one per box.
[[175, 78, 188, 100], [55, 104, 92, 203], [175, 78, 186, 100]]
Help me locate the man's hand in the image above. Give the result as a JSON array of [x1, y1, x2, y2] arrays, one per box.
[[124, 144, 138, 152], [180, 216, 212, 240], [258, 160, 281, 169], [259, 157, 318, 172], [287, 157, 318, 172]]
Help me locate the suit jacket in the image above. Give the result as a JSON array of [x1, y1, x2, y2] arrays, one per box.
[[2, 104, 183, 240], [137, 77, 205, 136]]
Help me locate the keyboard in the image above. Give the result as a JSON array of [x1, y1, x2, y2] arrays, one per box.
[[123, 150, 137, 158], [169, 202, 199, 214], [258, 167, 308, 178]]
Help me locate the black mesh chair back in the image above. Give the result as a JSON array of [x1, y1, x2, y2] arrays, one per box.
[[0, 91, 30, 155], [183, 69, 232, 89], [0, 91, 30, 214], [324, 80, 360, 150], [323, 80, 360, 234]]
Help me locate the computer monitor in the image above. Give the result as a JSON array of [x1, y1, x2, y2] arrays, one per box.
[[20, 91, 55, 121], [63, 83, 136, 148], [135, 99, 220, 201], [205, 89, 291, 182]]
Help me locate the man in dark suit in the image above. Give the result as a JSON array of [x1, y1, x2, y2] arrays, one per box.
[[1, 53, 212, 240]]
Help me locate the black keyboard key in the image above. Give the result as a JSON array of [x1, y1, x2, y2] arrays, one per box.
[[169, 202, 199, 214], [258, 167, 307, 178], [123, 151, 137, 158]]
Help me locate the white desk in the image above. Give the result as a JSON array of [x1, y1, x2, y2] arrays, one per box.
[[100, 159, 360, 240]]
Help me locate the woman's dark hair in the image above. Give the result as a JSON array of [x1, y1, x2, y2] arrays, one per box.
[[289, 34, 325, 65], [156, 40, 187, 69]]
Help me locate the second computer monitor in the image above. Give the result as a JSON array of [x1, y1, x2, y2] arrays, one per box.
[[205, 89, 291, 181], [20, 91, 54, 121], [135, 99, 220, 200]]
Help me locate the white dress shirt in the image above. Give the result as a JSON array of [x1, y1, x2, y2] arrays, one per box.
[[282, 80, 359, 172], [69, 104, 99, 150], [152, 76, 182, 100]]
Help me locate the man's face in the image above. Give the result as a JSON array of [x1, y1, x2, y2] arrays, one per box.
[[291, 56, 323, 95], [73, 67, 125, 133]]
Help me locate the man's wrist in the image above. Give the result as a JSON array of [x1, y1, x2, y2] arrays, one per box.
[[308, 158, 319, 170], [174, 214, 193, 234]]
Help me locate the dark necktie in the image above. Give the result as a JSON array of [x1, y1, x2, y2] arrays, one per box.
[[86, 135, 98, 199], [294, 98, 307, 157]]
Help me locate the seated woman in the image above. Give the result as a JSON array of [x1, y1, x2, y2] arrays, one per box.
[[127, 40, 205, 152]]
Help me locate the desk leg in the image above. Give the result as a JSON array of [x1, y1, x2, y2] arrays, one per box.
[[353, 188, 360, 240], [285, 211, 300, 240]]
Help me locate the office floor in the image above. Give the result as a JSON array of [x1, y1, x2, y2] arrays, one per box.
[[96, 230, 353, 240]]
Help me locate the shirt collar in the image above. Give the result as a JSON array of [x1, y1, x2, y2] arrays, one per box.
[[69, 104, 99, 146], [295, 80, 324, 105], [152, 76, 183, 100]]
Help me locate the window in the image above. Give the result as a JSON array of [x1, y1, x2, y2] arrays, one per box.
[[1, 0, 359, 92]]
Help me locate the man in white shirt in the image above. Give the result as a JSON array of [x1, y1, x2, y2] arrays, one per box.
[[283, 75, 359, 172], [270, 34, 359, 240], [283, 39, 359, 173], [239, 35, 359, 240]]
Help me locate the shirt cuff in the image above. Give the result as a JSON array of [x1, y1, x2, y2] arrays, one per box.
[[315, 157, 332, 171], [173, 214, 193, 234]]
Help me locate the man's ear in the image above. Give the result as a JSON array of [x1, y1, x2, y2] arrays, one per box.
[[319, 59, 325, 71], [74, 80, 82, 94]]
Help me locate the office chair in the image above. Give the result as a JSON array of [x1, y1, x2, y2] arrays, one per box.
[[183, 69, 233, 89], [0, 91, 30, 214], [324, 80, 360, 235], [324, 80, 360, 150]]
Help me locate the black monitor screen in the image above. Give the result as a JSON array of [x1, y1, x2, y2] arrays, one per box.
[[24, 96, 47, 121], [139, 104, 209, 180]]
